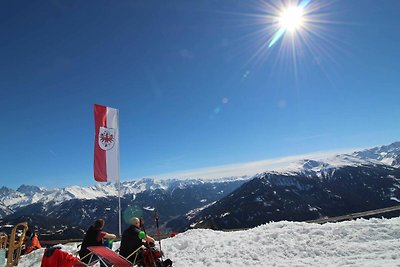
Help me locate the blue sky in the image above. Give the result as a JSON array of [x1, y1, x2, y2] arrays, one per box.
[[1, 0, 399, 189]]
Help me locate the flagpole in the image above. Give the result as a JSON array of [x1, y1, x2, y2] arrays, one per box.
[[94, 104, 122, 237], [118, 179, 121, 237], [117, 109, 122, 238]]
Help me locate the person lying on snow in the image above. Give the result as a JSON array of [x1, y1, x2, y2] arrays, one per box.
[[78, 218, 116, 265], [119, 217, 172, 266], [24, 229, 42, 254]]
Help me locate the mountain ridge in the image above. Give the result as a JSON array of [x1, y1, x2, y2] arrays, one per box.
[[1, 141, 400, 239], [178, 142, 400, 230]]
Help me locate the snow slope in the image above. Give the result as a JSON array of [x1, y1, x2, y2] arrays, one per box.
[[16, 217, 400, 267]]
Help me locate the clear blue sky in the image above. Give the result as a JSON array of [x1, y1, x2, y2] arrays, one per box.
[[1, 0, 399, 189]]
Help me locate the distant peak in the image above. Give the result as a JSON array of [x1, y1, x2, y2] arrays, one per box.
[[387, 141, 400, 148], [300, 159, 325, 169], [0, 186, 15, 195], [16, 184, 41, 195]]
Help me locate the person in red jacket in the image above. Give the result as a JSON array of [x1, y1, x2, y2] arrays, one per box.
[[24, 229, 42, 254], [41, 246, 79, 267]]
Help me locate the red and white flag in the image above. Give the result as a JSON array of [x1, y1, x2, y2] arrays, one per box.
[[94, 104, 120, 183]]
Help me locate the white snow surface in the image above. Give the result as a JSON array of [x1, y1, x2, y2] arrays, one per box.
[[17, 217, 400, 267]]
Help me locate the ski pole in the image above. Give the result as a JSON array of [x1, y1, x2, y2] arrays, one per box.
[[154, 209, 163, 259]]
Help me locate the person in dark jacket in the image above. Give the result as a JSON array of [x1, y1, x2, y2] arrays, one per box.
[[119, 217, 155, 263], [79, 219, 116, 264]]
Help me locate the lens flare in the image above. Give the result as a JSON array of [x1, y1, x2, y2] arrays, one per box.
[[279, 6, 304, 32], [223, 0, 342, 81], [123, 205, 143, 224], [268, 0, 311, 48]]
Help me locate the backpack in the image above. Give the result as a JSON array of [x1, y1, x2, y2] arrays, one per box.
[[142, 247, 162, 267]]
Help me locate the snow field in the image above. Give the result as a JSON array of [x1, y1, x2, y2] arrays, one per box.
[[17, 217, 400, 267]]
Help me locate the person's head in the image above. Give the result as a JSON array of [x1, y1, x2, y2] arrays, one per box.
[[131, 217, 140, 228], [26, 230, 32, 237], [93, 219, 105, 230]]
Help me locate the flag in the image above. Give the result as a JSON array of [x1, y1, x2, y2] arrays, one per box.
[[94, 104, 120, 182]]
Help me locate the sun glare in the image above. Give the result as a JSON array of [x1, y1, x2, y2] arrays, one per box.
[[239, 0, 339, 74], [279, 6, 304, 32], [267, 1, 311, 48]]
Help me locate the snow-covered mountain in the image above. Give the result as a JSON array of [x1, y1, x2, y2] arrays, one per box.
[[2, 142, 398, 214], [180, 164, 400, 230], [2, 141, 400, 239], [352, 141, 400, 167], [0, 177, 249, 215], [173, 142, 400, 230], [0, 178, 249, 240]]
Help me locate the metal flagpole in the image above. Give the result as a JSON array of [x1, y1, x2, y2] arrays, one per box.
[[117, 108, 122, 237], [118, 179, 121, 237]]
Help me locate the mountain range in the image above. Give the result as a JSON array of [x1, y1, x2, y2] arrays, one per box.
[[175, 142, 400, 230], [0, 177, 249, 239], [1, 141, 399, 240]]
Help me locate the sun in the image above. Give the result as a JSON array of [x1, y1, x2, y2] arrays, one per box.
[[235, 0, 339, 72], [267, 1, 311, 48], [279, 6, 304, 32]]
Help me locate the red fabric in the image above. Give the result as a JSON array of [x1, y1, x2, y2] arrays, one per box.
[[94, 104, 107, 182], [41, 249, 79, 267], [25, 234, 42, 254], [88, 246, 132, 267], [96, 231, 107, 242], [142, 248, 162, 267]]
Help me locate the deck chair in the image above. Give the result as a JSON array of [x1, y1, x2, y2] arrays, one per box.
[[86, 246, 135, 267], [6, 222, 28, 267], [0, 232, 7, 263], [0, 232, 7, 267], [87, 245, 168, 267], [0, 232, 8, 249]]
